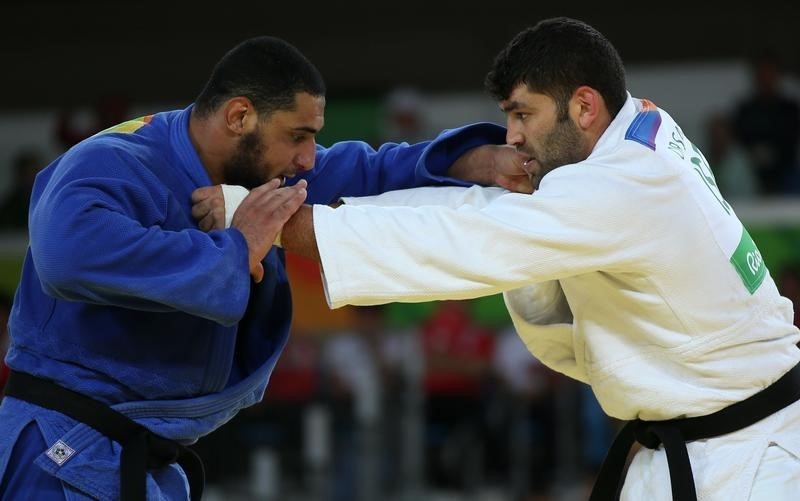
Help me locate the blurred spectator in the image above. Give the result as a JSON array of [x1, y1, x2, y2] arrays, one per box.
[[251, 333, 322, 491], [732, 49, 800, 195], [421, 300, 494, 492], [706, 112, 758, 200], [381, 87, 429, 143], [320, 312, 382, 501], [376, 316, 427, 497], [0, 148, 44, 230], [55, 93, 131, 150], [487, 325, 556, 499]]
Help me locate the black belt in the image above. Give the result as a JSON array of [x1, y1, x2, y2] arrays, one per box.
[[590, 362, 800, 501], [4, 370, 205, 501]]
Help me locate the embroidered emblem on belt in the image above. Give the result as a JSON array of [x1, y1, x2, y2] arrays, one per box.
[[46, 440, 76, 466]]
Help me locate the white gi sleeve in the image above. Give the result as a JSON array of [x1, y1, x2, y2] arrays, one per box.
[[504, 283, 587, 383], [313, 166, 629, 309], [340, 185, 508, 208]]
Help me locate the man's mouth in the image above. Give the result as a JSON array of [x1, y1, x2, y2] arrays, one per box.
[[522, 156, 537, 175], [278, 172, 296, 187]]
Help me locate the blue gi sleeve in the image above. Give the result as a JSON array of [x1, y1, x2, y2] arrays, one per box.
[[29, 143, 250, 326], [297, 122, 507, 204]]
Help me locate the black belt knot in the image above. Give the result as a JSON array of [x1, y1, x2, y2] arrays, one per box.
[[141, 431, 183, 468], [631, 420, 667, 450], [4, 370, 205, 500], [589, 362, 800, 501]]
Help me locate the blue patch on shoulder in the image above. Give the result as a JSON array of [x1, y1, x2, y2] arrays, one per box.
[[624, 106, 661, 151]]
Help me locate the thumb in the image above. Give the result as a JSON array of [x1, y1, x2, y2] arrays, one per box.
[[252, 262, 264, 284]]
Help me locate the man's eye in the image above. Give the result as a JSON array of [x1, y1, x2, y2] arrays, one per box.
[[516, 112, 529, 121]]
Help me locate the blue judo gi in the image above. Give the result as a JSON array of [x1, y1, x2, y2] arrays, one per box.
[[0, 105, 504, 499]]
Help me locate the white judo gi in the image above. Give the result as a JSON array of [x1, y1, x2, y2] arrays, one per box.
[[307, 95, 800, 499]]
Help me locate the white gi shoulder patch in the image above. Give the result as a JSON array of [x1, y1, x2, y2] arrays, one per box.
[[46, 440, 76, 466]]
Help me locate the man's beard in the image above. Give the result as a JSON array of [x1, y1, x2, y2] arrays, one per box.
[[531, 117, 586, 188], [222, 130, 269, 190]]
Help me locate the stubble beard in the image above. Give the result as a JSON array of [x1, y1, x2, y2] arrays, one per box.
[[531, 117, 587, 188], [223, 129, 269, 190]]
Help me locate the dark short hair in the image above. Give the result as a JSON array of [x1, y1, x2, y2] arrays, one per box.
[[485, 17, 627, 119], [194, 36, 326, 119]]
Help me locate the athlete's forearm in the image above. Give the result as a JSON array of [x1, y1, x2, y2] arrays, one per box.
[[448, 144, 533, 193], [281, 204, 320, 263], [448, 144, 495, 185]]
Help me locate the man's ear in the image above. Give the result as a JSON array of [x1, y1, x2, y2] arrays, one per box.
[[572, 86, 604, 130], [223, 97, 254, 135]]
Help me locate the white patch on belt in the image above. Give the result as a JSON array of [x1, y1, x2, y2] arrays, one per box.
[[46, 440, 76, 466]]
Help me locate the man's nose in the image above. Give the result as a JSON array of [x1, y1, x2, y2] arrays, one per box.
[[296, 143, 316, 171], [506, 124, 523, 147]]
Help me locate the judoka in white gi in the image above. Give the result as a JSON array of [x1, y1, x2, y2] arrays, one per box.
[[198, 17, 800, 501]]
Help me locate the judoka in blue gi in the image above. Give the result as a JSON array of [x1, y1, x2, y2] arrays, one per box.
[[0, 36, 529, 500]]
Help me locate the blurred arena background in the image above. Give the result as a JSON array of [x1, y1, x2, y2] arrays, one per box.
[[1, 2, 799, 500]]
